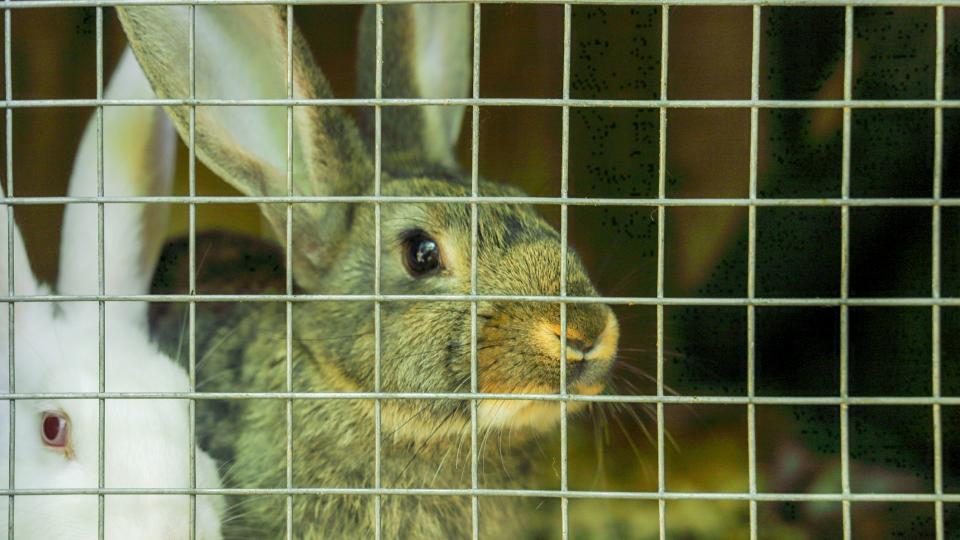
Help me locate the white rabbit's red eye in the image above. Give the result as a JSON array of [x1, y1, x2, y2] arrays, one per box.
[[402, 230, 442, 277], [41, 411, 69, 448]]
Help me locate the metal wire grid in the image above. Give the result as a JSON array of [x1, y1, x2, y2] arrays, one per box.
[[0, 1, 953, 539]]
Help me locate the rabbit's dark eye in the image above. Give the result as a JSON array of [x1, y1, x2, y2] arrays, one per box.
[[402, 231, 442, 277], [41, 411, 69, 448]]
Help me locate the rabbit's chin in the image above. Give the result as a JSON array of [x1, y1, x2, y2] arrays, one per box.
[[477, 382, 605, 434]]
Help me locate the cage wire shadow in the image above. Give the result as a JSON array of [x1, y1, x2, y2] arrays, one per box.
[[0, 1, 955, 539]]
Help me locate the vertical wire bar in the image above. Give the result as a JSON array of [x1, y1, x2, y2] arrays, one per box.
[[840, 5, 853, 539], [3, 3, 12, 536], [373, 4, 383, 539], [95, 6, 105, 538], [932, 6, 944, 539], [656, 5, 669, 539], [470, 5, 483, 540], [470, 5, 481, 539], [187, 4, 197, 539], [559, 4, 572, 540], [746, 5, 761, 540], [285, 5, 295, 539]]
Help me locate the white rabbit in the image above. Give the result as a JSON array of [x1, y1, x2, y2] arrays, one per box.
[[0, 48, 224, 539]]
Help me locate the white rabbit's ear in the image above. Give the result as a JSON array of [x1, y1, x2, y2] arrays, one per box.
[[0, 184, 39, 388], [118, 6, 374, 288], [358, 4, 471, 171], [0, 187, 38, 300], [57, 47, 176, 323]]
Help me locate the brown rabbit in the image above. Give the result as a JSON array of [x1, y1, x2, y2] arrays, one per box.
[[125, 4, 620, 538]]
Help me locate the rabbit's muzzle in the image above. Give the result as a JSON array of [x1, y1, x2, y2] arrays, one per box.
[[543, 308, 620, 389], [475, 307, 619, 432]]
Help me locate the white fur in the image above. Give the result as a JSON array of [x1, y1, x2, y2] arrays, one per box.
[[0, 49, 224, 539], [58, 47, 177, 327]]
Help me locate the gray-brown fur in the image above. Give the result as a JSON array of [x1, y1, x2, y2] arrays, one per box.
[[130, 5, 619, 538]]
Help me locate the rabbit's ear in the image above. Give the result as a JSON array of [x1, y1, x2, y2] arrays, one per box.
[[0, 188, 41, 306], [358, 4, 471, 171], [118, 6, 373, 287], [0, 187, 38, 300], [57, 48, 176, 323], [0, 183, 39, 383]]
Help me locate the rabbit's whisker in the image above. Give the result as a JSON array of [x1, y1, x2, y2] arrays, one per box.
[[620, 400, 657, 449], [196, 324, 245, 371], [496, 419, 512, 482], [430, 432, 459, 484], [452, 415, 473, 479], [612, 360, 683, 399], [606, 264, 648, 296], [385, 375, 472, 440], [588, 404, 606, 489], [285, 330, 375, 343], [167, 239, 219, 368], [607, 376, 672, 452], [478, 397, 512, 475], [610, 405, 648, 470], [397, 405, 463, 478]]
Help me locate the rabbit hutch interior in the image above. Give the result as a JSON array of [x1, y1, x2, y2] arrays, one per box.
[[1, 1, 959, 538]]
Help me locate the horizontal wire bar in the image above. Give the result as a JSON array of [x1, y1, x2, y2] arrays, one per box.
[[3, 0, 960, 8], [4, 392, 960, 405], [4, 293, 960, 306], [4, 97, 960, 109], [1, 487, 958, 502], [2, 195, 959, 207]]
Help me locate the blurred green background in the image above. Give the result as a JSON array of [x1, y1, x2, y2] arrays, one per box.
[[8, 4, 960, 538]]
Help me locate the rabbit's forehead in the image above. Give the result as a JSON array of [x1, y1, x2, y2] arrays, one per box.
[[15, 323, 100, 392], [382, 175, 522, 198], [380, 178, 548, 240], [13, 315, 185, 393]]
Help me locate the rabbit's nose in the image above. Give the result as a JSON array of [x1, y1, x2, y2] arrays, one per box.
[[535, 310, 619, 363], [550, 310, 620, 362], [549, 325, 594, 356]]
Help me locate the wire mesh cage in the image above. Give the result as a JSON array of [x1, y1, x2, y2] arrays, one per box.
[[2, 1, 959, 539]]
